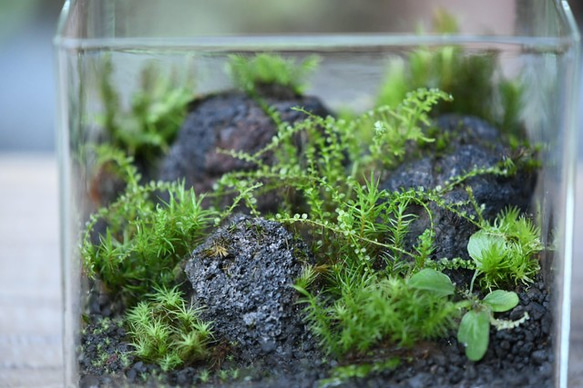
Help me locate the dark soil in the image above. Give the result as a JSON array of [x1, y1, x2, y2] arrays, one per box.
[[79, 276, 553, 387]]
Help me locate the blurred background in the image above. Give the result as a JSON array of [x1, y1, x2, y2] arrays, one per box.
[[0, 0, 581, 153], [0, 0, 582, 386], [0, 0, 62, 152]]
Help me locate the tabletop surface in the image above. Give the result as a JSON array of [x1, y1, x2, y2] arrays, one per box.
[[0, 154, 582, 387]]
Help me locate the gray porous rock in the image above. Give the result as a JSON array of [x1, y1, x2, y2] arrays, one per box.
[[184, 214, 313, 364], [381, 114, 537, 264], [159, 91, 330, 211]]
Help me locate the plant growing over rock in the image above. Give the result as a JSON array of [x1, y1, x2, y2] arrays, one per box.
[[215, 84, 541, 366], [81, 146, 218, 305]]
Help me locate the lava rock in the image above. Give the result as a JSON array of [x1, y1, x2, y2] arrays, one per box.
[[184, 214, 313, 364], [159, 91, 330, 211], [381, 114, 537, 264]]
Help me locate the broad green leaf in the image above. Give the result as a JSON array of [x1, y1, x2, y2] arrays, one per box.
[[457, 310, 490, 361], [467, 230, 505, 264], [408, 268, 455, 297], [482, 290, 519, 312]]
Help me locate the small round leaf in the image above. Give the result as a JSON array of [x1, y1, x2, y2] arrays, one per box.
[[482, 290, 519, 312], [408, 268, 455, 297], [467, 230, 505, 264]]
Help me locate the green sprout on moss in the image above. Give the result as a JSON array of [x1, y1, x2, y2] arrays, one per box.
[[226, 53, 319, 95], [126, 286, 213, 371], [81, 147, 217, 305], [468, 207, 543, 291]]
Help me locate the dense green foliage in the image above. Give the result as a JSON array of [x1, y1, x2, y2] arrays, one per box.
[[376, 18, 524, 138], [82, 147, 217, 305], [97, 59, 193, 164], [216, 87, 542, 361], [294, 269, 460, 357], [126, 286, 213, 371], [469, 207, 543, 291], [82, 51, 545, 377]]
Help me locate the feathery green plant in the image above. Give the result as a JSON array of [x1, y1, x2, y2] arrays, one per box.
[[126, 286, 213, 371], [217, 88, 450, 217], [376, 12, 524, 139], [81, 146, 217, 305], [294, 268, 460, 357], [468, 207, 543, 291], [97, 58, 193, 164]]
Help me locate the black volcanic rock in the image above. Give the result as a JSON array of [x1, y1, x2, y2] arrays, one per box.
[[381, 115, 537, 264], [159, 91, 330, 211], [184, 214, 314, 365]]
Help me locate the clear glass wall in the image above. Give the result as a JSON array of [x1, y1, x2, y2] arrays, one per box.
[[55, 1, 579, 386]]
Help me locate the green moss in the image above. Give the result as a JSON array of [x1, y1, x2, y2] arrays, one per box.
[[376, 13, 525, 141], [81, 147, 218, 305], [96, 58, 193, 166], [294, 273, 460, 357], [226, 53, 319, 95], [125, 286, 213, 371], [468, 207, 543, 290]]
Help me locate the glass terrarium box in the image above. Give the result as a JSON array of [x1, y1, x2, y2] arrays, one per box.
[[54, 0, 580, 387]]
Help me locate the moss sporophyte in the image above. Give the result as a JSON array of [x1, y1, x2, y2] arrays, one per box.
[[80, 51, 544, 384]]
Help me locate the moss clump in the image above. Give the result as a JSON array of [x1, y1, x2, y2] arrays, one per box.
[[226, 53, 319, 96], [81, 147, 218, 305], [376, 12, 524, 141], [126, 286, 213, 371], [97, 58, 193, 169], [468, 207, 543, 291]]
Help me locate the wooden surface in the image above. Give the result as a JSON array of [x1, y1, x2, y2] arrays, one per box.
[[0, 154, 582, 387], [0, 155, 62, 387]]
